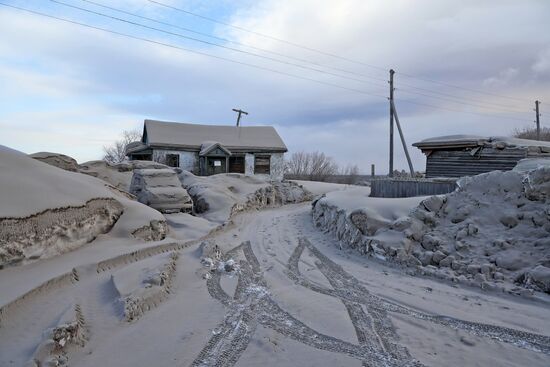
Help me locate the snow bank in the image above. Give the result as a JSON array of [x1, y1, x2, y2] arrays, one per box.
[[79, 159, 167, 191], [130, 168, 193, 213], [0, 146, 166, 267], [111, 252, 178, 322], [27, 304, 87, 367], [312, 164, 550, 295], [29, 151, 79, 172], [290, 180, 363, 196], [179, 172, 313, 224]]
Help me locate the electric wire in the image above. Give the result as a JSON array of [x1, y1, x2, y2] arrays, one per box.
[[147, 0, 533, 103], [50, 0, 390, 90], [0, 2, 531, 123], [53, 0, 532, 114]]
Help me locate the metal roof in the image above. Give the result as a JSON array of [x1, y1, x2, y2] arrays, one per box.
[[413, 135, 550, 150], [143, 120, 287, 152]]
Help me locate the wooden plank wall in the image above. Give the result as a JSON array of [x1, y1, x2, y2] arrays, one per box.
[[370, 179, 457, 198], [425, 147, 527, 178]]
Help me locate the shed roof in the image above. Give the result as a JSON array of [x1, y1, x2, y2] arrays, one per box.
[[413, 135, 550, 150], [143, 120, 287, 152]]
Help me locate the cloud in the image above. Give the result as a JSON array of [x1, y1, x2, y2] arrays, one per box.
[[0, 0, 548, 172]]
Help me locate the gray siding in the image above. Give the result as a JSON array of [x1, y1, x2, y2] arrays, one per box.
[[425, 148, 527, 178], [370, 179, 457, 198]]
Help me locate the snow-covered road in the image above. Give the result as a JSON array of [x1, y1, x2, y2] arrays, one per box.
[[1, 203, 549, 367]]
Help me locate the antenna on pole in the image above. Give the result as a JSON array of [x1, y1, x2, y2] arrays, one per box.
[[232, 108, 248, 127]]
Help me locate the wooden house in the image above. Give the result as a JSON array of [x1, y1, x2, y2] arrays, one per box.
[[413, 135, 550, 178], [126, 120, 287, 180]]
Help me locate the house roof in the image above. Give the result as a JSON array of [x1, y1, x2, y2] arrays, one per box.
[[142, 120, 287, 152], [413, 135, 550, 150], [199, 141, 232, 156]]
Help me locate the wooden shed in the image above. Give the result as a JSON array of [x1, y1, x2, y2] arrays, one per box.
[[413, 135, 550, 178]]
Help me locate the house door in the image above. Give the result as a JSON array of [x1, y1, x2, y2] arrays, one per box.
[[207, 157, 226, 175], [229, 156, 245, 173]]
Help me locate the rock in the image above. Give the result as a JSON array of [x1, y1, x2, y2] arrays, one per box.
[[391, 217, 412, 231], [451, 260, 463, 271], [454, 241, 468, 251], [480, 263, 495, 275], [455, 228, 468, 240], [439, 255, 454, 268], [474, 273, 486, 283], [495, 252, 530, 271], [407, 256, 422, 267], [418, 251, 434, 266], [451, 206, 470, 223], [30, 152, 79, 172], [499, 215, 518, 228], [421, 195, 446, 213], [466, 264, 481, 275], [432, 250, 446, 265], [493, 272, 505, 281], [524, 265, 550, 293], [467, 223, 478, 236], [421, 234, 440, 251]]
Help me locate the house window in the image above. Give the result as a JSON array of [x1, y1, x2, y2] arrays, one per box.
[[254, 155, 270, 174], [166, 154, 179, 167]]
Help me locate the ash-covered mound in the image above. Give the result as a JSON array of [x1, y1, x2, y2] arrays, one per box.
[[313, 163, 550, 295], [0, 146, 166, 267], [180, 171, 313, 224], [79, 160, 167, 191], [130, 168, 193, 214], [29, 151, 80, 172]]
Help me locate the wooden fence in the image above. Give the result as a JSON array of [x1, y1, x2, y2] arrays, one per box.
[[370, 178, 457, 198]]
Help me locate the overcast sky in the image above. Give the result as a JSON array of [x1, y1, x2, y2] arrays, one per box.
[[1, 0, 549, 173]]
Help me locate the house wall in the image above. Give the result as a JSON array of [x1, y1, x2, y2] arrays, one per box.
[[151, 149, 285, 180], [245, 153, 255, 176], [244, 152, 284, 181], [270, 153, 285, 181], [425, 147, 527, 178], [152, 149, 199, 174]]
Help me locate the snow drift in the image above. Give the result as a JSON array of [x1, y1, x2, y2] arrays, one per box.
[[312, 163, 550, 295], [179, 171, 313, 224], [0, 146, 167, 267]]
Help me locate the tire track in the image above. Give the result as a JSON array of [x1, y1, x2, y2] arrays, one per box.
[[289, 237, 550, 356]]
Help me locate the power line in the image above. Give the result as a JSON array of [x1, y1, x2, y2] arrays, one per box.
[[0, 2, 530, 123], [50, 0, 390, 90], [147, 0, 532, 103], [397, 87, 528, 115], [52, 0, 530, 115], [397, 71, 531, 103], [76, 0, 389, 85], [147, 0, 387, 71], [0, 2, 387, 99], [398, 99, 528, 122], [398, 81, 527, 112]]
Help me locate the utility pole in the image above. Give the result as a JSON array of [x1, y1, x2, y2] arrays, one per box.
[[390, 100, 415, 176], [389, 69, 395, 177], [535, 101, 540, 140], [232, 108, 248, 127]]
